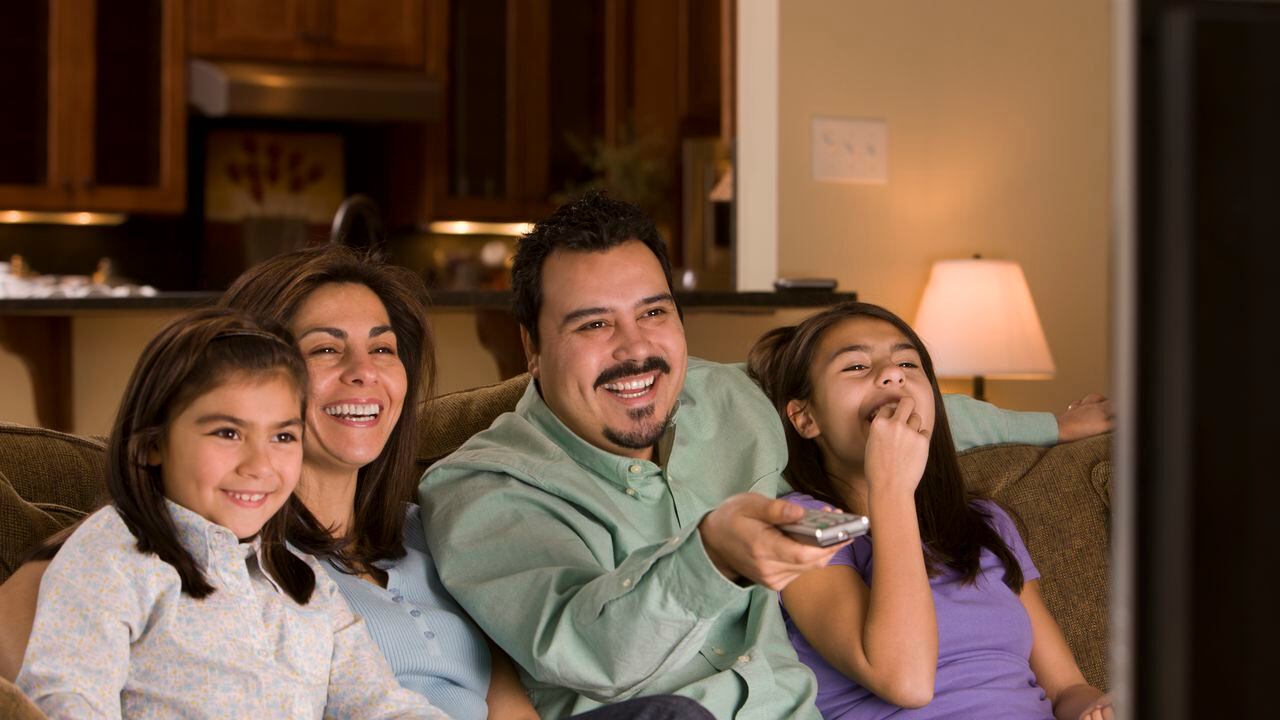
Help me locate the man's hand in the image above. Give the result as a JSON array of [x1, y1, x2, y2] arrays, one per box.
[[1056, 393, 1114, 443], [699, 494, 845, 591]]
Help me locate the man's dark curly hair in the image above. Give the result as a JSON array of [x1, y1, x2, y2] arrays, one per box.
[[511, 191, 675, 348]]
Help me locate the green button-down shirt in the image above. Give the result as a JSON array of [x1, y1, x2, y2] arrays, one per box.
[[420, 359, 820, 719], [418, 359, 1058, 719]]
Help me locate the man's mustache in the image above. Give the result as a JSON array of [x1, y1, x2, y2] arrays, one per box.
[[593, 357, 671, 390]]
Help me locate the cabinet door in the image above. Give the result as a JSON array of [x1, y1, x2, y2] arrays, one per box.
[[321, 0, 425, 67], [190, 0, 427, 68], [0, 0, 74, 209], [189, 0, 304, 62], [75, 0, 187, 212]]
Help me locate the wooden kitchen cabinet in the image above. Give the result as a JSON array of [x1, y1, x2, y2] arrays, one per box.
[[0, 0, 187, 213], [427, 0, 727, 239], [190, 0, 437, 69]]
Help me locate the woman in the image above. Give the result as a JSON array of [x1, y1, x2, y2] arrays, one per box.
[[748, 301, 1111, 720], [1, 246, 710, 720]]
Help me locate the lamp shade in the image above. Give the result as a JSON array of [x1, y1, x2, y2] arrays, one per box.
[[913, 258, 1055, 379]]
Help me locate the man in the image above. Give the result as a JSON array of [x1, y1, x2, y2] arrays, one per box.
[[419, 193, 1111, 718]]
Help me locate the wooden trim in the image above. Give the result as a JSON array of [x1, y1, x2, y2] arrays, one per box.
[[419, 0, 450, 224], [677, 0, 690, 119], [424, 0, 448, 78], [603, 0, 630, 147], [64, 0, 94, 205], [721, 0, 735, 142], [80, 0, 186, 213], [50, 0, 75, 199], [507, 0, 549, 201]]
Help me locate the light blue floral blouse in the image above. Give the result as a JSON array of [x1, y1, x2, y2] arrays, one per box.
[[17, 500, 448, 719]]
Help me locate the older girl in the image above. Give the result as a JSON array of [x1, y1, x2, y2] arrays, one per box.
[[749, 301, 1111, 720]]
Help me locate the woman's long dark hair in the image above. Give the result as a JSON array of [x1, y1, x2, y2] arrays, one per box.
[[220, 245, 435, 576], [748, 301, 1024, 591], [108, 308, 318, 603]]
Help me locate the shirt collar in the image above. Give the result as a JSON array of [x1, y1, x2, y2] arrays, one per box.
[[163, 499, 278, 591], [520, 380, 680, 502]]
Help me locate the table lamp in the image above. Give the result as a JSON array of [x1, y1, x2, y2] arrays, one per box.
[[913, 257, 1055, 401]]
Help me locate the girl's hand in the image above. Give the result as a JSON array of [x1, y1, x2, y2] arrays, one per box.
[[864, 396, 930, 497], [1077, 694, 1113, 720]]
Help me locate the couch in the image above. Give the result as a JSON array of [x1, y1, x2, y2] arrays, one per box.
[[0, 373, 1111, 713]]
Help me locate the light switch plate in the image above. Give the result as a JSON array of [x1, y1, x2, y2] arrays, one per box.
[[812, 116, 888, 184]]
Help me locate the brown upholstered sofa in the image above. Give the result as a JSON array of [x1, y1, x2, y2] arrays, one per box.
[[0, 373, 1111, 714]]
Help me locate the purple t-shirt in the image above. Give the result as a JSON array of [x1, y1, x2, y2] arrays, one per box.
[[782, 494, 1052, 720]]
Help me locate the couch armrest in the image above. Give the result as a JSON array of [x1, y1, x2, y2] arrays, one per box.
[[0, 676, 46, 720], [959, 434, 1111, 690]]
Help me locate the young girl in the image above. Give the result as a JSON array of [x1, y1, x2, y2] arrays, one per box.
[[16, 308, 444, 719], [748, 301, 1111, 720]]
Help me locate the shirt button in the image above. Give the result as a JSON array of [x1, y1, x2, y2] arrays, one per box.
[[625, 488, 637, 497], [712, 647, 725, 656], [424, 631, 436, 639], [621, 577, 633, 588], [410, 609, 422, 617], [738, 654, 752, 664], [392, 596, 404, 603], [628, 464, 642, 473]]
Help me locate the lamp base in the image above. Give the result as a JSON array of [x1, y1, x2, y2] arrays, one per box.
[[973, 375, 986, 402]]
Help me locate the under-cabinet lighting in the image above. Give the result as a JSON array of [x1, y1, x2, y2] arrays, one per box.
[[428, 220, 533, 237], [0, 211, 127, 226]]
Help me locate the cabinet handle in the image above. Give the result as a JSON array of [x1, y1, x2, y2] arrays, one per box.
[[299, 29, 332, 44], [82, 178, 95, 191], [62, 180, 73, 195]]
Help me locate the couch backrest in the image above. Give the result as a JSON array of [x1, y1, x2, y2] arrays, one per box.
[[0, 424, 108, 579], [1, 381, 1110, 689], [415, 374, 531, 473]]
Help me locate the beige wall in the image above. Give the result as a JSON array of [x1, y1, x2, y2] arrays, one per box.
[[774, 0, 1112, 411], [0, 311, 504, 436], [0, 309, 817, 435]]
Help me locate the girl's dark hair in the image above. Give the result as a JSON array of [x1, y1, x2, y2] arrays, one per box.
[[108, 307, 317, 603], [748, 301, 1024, 591], [219, 245, 435, 576]]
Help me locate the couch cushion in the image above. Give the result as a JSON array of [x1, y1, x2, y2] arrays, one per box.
[[0, 675, 46, 720], [0, 471, 86, 580], [959, 433, 1111, 690], [416, 374, 531, 471], [0, 423, 108, 583]]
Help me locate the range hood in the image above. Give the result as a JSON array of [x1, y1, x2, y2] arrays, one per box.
[[189, 59, 441, 123]]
